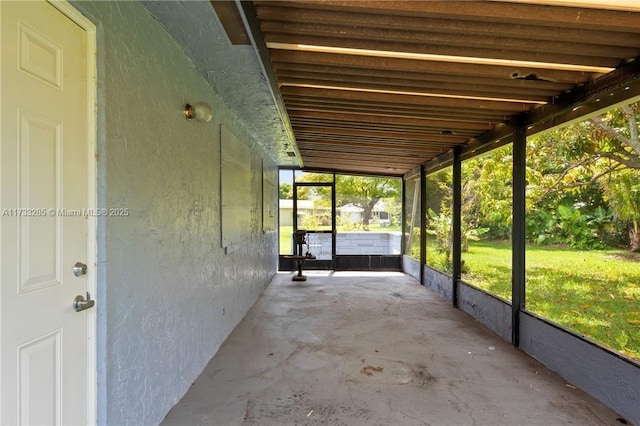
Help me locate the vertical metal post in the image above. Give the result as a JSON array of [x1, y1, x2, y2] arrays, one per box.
[[420, 164, 427, 286], [292, 178, 299, 259], [331, 173, 336, 270], [292, 181, 298, 231], [452, 146, 462, 307], [512, 117, 527, 347], [401, 178, 406, 257]]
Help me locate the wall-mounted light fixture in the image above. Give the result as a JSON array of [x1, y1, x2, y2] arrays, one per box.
[[184, 102, 213, 122]]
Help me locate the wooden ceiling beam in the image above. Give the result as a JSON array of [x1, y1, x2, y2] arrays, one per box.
[[296, 136, 458, 150], [287, 106, 497, 126], [287, 110, 494, 131], [260, 22, 639, 60], [281, 86, 532, 112], [258, 1, 640, 32], [300, 153, 429, 166], [274, 62, 575, 91], [269, 50, 596, 85], [292, 125, 468, 144], [289, 118, 480, 137], [295, 134, 457, 149], [277, 72, 563, 98], [299, 149, 434, 163], [299, 157, 431, 171], [209, 0, 251, 44], [301, 164, 412, 176], [264, 32, 629, 68], [297, 144, 446, 157], [301, 157, 425, 173], [284, 101, 509, 122], [279, 76, 551, 103], [256, 5, 640, 47], [299, 139, 447, 152]]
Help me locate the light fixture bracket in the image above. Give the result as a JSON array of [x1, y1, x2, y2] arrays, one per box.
[[184, 102, 213, 122]]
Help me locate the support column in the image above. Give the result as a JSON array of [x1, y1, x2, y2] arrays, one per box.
[[420, 164, 426, 286], [512, 117, 527, 347], [452, 146, 462, 307], [331, 173, 336, 270]]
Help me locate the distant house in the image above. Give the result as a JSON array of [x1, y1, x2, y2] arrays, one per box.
[[337, 203, 364, 225], [278, 199, 318, 226], [280, 199, 392, 227], [338, 201, 392, 226]]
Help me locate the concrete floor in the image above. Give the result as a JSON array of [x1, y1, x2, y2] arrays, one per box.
[[162, 271, 623, 426]]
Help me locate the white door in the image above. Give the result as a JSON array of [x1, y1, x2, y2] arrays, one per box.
[[1, 1, 95, 424]]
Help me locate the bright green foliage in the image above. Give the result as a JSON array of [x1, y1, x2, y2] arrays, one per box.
[[524, 102, 640, 250], [425, 165, 489, 274], [437, 102, 640, 362], [404, 176, 421, 260], [425, 208, 485, 274], [425, 169, 452, 269], [460, 146, 513, 240], [279, 182, 293, 200], [530, 203, 613, 249], [601, 169, 640, 251], [426, 208, 488, 254]]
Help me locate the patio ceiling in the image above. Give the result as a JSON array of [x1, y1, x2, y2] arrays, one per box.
[[218, 1, 640, 176]]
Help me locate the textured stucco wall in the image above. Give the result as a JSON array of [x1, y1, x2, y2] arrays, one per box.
[[406, 260, 511, 340], [139, 0, 297, 166], [424, 266, 453, 301], [458, 283, 511, 342], [521, 313, 640, 425], [73, 2, 277, 425], [402, 255, 421, 282]]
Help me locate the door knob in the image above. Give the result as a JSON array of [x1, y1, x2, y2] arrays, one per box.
[[73, 292, 95, 312], [73, 262, 87, 277]]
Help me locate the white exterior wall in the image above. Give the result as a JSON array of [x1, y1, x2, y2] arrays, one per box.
[[73, 2, 277, 425]]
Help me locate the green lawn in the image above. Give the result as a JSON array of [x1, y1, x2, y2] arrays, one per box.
[[280, 226, 293, 254], [462, 240, 640, 361]]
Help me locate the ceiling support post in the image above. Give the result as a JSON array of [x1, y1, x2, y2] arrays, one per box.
[[419, 164, 427, 286], [512, 116, 527, 347], [452, 146, 462, 308]]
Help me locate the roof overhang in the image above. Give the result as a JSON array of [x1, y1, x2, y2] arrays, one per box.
[[215, 0, 640, 176]]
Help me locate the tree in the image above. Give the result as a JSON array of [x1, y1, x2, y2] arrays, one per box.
[[525, 101, 640, 249], [418, 101, 640, 251], [526, 102, 639, 194], [462, 148, 513, 240], [279, 183, 292, 199], [336, 175, 400, 229], [297, 172, 401, 230], [588, 104, 640, 170], [601, 169, 640, 252]]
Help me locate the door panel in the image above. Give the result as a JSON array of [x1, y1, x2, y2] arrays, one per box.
[[18, 112, 61, 293], [294, 183, 335, 269], [18, 330, 62, 425], [1, 1, 91, 424]]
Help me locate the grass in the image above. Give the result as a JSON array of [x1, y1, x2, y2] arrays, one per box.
[[461, 240, 640, 361], [280, 226, 293, 255]]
